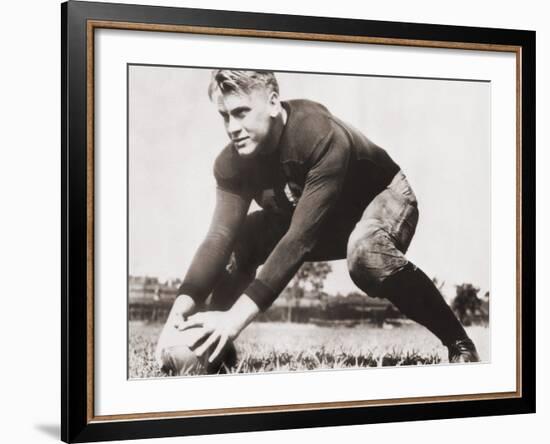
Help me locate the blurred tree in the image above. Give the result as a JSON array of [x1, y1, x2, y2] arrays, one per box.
[[451, 283, 483, 326], [286, 261, 332, 322]]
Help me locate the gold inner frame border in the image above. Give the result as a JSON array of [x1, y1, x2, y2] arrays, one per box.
[[85, 19, 523, 423]]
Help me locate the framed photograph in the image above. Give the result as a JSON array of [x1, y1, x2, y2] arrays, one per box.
[[62, 1, 535, 442]]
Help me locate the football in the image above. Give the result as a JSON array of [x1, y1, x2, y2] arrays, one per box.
[[158, 326, 237, 376]]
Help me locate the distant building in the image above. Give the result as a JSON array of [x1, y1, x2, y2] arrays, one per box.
[[128, 275, 178, 303], [128, 276, 401, 324]]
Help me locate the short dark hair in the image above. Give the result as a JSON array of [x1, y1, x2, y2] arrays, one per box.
[[208, 70, 279, 100]]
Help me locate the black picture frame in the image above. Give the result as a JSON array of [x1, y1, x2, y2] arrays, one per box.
[[61, 1, 536, 442]]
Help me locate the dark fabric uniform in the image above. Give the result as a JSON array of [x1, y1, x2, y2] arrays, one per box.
[[178, 99, 401, 311]]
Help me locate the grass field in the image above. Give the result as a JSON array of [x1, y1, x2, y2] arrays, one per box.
[[129, 321, 490, 378]]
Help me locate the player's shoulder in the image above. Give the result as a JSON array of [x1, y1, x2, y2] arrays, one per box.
[[285, 99, 334, 138], [282, 99, 338, 162], [213, 142, 243, 182]]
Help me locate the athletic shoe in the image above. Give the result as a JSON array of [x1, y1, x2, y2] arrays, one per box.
[[448, 337, 480, 363]]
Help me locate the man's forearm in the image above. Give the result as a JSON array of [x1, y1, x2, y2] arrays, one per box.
[[178, 187, 251, 305], [244, 136, 349, 311]]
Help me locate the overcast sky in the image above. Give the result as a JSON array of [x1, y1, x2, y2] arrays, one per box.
[[128, 66, 491, 300]]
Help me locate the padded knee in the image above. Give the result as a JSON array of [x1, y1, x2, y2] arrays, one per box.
[[347, 245, 387, 295], [347, 227, 408, 297]]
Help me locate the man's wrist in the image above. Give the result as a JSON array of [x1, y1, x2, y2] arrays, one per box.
[[243, 279, 276, 312], [171, 294, 197, 317], [227, 294, 260, 337], [176, 282, 205, 306]]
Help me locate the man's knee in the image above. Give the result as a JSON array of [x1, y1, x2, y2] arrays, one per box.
[[226, 246, 256, 280], [347, 228, 408, 296], [347, 238, 387, 295]]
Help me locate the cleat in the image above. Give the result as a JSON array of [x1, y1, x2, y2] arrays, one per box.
[[448, 338, 480, 363]]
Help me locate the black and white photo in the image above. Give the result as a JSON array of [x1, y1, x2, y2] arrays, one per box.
[[128, 67, 491, 378]]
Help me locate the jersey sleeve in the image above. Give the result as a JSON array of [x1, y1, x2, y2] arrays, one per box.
[[177, 187, 251, 305], [243, 126, 351, 311]]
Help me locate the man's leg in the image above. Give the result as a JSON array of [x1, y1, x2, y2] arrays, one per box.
[[347, 172, 479, 362], [374, 262, 477, 358]]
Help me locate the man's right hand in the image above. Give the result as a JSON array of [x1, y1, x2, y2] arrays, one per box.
[[154, 294, 197, 367]]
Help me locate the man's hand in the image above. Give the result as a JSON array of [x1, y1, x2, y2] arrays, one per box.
[[178, 311, 240, 363], [154, 294, 197, 366], [178, 294, 260, 363]]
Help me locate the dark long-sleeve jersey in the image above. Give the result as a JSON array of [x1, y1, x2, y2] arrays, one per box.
[[178, 99, 400, 311]]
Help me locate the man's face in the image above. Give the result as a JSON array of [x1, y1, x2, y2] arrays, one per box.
[[215, 88, 276, 158]]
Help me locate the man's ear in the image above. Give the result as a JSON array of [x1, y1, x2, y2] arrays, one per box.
[[267, 91, 281, 118]]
